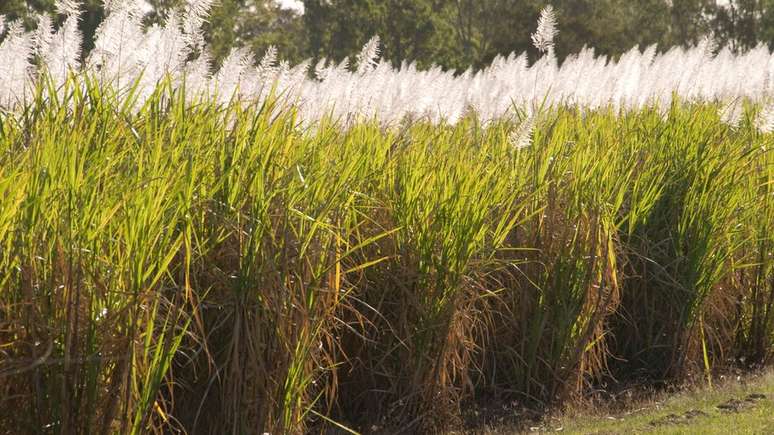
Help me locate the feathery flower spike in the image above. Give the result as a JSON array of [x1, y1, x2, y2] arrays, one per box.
[[509, 115, 535, 150], [33, 14, 54, 55], [531, 6, 557, 54], [720, 100, 743, 130], [258, 46, 278, 72], [185, 0, 216, 21], [755, 104, 774, 134], [55, 0, 81, 16], [356, 36, 381, 75], [697, 35, 716, 59]]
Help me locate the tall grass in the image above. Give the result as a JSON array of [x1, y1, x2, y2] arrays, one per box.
[[0, 79, 772, 433]]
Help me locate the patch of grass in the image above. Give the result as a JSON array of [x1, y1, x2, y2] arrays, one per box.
[[523, 370, 774, 434]]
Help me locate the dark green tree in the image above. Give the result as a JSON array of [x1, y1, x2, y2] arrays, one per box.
[[714, 0, 770, 51], [0, 0, 104, 54], [300, 0, 728, 71], [302, 0, 444, 68], [668, 0, 718, 46], [759, 0, 774, 48], [3, 0, 765, 72], [146, 0, 306, 65]]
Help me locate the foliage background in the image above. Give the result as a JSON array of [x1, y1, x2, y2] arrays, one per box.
[[2, 0, 773, 70]]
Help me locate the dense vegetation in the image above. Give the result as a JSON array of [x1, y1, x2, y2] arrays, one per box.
[[0, 82, 772, 433], [0, 1, 773, 434]]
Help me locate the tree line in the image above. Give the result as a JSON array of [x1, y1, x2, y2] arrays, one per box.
[[2, 0, 773, 71]]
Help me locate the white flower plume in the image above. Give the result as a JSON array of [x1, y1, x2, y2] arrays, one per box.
[[185, 0, 216, 21], [314, 58, 329, 80], [0, 21, 34, 108], [356, 35, 381, 75], [531, 5, 557, 54], [55, 0, 81, 16], [33, 14, 54, 55], [183, 0, 216, 48], [42, 12, 83, 87], [720, 100, 743, 129], [258, 45, 278, 74], [2, 0, 774, 128], [509, 115, 535, 150], [697, 35, 716, 59], [755, 104, 774, 134]]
